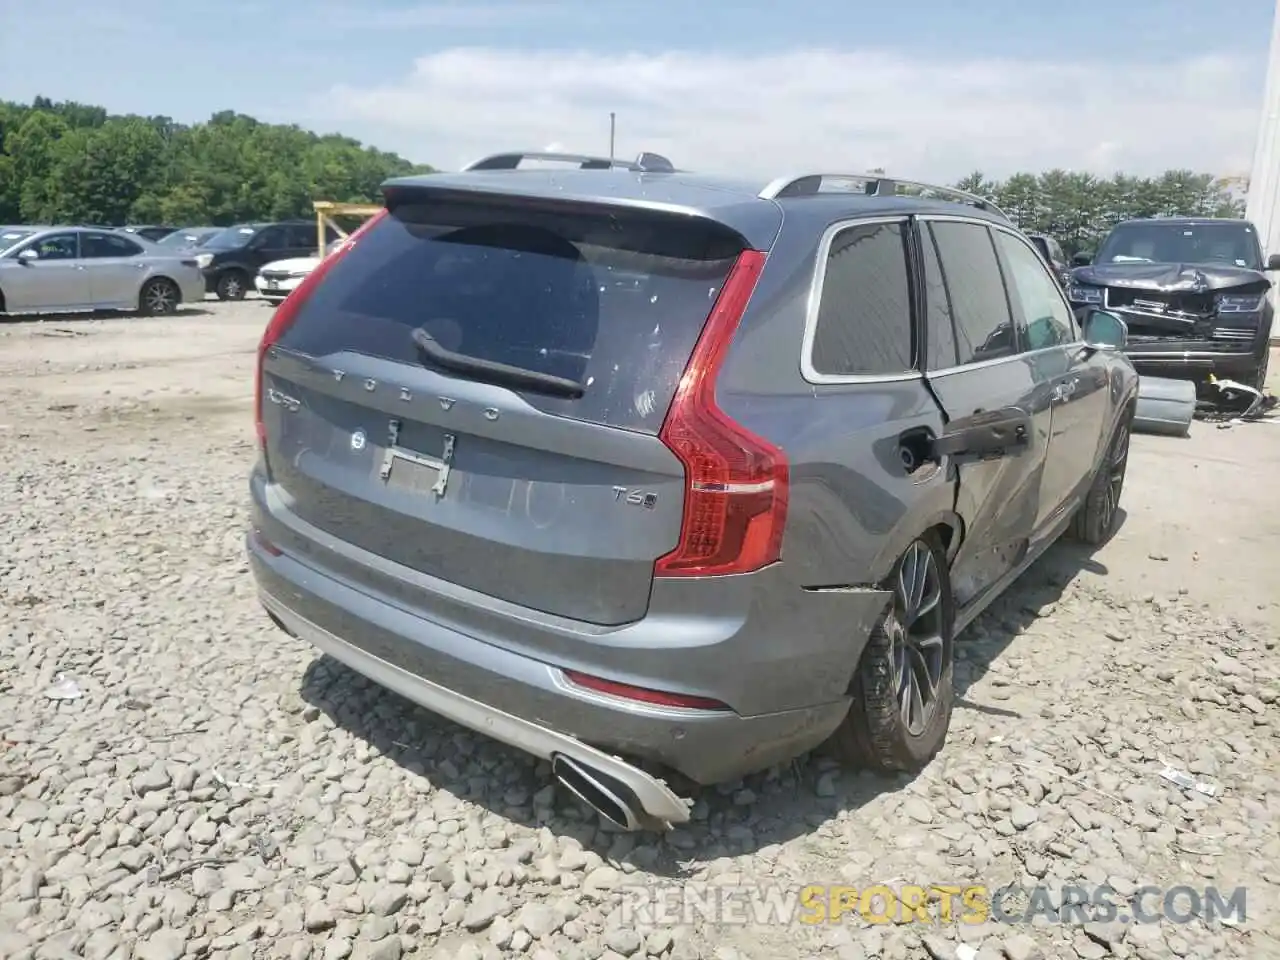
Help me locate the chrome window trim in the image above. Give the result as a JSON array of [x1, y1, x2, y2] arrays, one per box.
[[800, 215, 923, 386], [799, 212, 1091, 386]]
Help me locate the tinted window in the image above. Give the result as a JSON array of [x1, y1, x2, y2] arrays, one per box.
[[928, 222, 1015, 365], [83, 233, 144, 258], [920, 226, 959, 369], [277, 199, 744, 434], [255, 227, 286, 249], [287, 224, 317, 248], [809, 221, 913, 377], [994, 231, 1077, 350], [26, 233, 78, 260], [204, 226, 256, 249]]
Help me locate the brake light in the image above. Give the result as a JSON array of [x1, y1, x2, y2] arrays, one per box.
[[655, 249, 788, 577], [254, 209, 388, 455], [563, 670, 729, 711]]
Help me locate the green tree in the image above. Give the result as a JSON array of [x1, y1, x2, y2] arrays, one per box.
[[959, 169, 1250, 256], [0, 96, 432, 226]]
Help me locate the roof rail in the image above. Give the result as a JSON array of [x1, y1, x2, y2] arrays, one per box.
[[758, 172, 1008, 219], [462, 150, 676, 173]]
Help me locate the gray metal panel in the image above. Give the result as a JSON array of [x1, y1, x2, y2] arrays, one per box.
[[1134, 376, 1196, 436]]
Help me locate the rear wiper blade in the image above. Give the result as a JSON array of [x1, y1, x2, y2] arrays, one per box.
[[411, 327, 585, 399]]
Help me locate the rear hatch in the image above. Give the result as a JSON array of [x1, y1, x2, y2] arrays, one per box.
[[258, 189, 748, 626]]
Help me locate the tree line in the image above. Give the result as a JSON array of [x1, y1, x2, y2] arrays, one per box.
[[0, 97, 432, 227], [952, 170, 1246, 256], [0, 98, 1250, 252]]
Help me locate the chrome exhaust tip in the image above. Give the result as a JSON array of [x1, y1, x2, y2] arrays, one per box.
[[551, 753, 654, 831]]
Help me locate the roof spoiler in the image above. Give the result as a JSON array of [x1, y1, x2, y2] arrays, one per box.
[[758, 172, 1008, 220], [461, 150, 677, 173]]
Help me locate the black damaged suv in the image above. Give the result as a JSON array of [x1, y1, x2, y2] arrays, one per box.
[[1069, 217, 1280, 389]]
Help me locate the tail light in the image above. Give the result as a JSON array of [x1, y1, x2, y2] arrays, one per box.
[[254, 209, 389, 456], [655, 249, 788, 577]]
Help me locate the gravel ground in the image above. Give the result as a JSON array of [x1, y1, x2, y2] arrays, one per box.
[[1, 300, 1278, 960]]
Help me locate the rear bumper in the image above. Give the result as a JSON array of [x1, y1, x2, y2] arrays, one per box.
[[258, 586, 694, 825], [246, 472, 881, 791], [248, 539, 854, 790]]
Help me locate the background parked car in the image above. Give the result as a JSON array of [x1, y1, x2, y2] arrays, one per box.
[[196, 221, 338, 301], [0, 226, 203, 316], [156, 226, 221, 251], [1027, 232, 1070, 286], [255, 238, 345, 304], [117, 225, 179, 243]]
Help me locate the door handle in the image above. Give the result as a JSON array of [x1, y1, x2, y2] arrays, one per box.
[[1052, 379, 1078, 403]]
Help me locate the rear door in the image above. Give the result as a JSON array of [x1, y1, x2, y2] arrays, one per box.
[[992, 228, 1110, 533], [259, 192, 748, 626], [248, 226, 291, 270], [284, 223, 320, 258], [916, 217, 1053, 608], [81, 231, 148, 306]]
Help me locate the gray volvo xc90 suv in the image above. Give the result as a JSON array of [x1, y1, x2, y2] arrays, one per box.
[[247, 151, 1139, 831]]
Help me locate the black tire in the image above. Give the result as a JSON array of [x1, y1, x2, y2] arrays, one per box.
[[215, 271, 248, 301], [1068, 411, 1131, 545], [829, 530, 955, 773], [139, 277, 179, 316]]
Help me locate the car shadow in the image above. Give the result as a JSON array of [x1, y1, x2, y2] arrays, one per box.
[[296, 509, 1126, 874], [2, 306, 213, 325]]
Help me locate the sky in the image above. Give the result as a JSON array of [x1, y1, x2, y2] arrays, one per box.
[[0, 0, 1276, 183]]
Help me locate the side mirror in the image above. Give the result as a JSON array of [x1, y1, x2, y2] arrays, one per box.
[[16, 248, 38, 264], [1071, 251, 1093, 267], [1266, 253, 1280, 271], [933, 406, 1032, 460], [1083, 309, 1127, 351]]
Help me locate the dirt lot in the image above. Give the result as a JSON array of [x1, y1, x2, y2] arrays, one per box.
[[1, 300, 1277, 960]]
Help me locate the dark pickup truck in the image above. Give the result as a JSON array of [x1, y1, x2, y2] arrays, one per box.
[[1067, 217, 1279, 389]]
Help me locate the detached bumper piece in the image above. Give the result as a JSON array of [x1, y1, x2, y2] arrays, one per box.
[[1133, 376, 1196, 437]]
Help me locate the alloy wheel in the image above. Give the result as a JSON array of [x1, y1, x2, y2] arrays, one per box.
[[146, 283, 174, 314], [1099, 423, 1130, 534], [890, 540, 946, 737]]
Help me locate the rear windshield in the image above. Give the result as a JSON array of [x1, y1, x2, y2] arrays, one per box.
[[276, 197, 745, 432]]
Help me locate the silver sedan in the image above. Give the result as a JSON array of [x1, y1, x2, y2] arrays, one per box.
[[0, 226, 206, 317]]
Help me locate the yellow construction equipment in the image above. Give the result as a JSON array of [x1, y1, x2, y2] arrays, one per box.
[[312, 201, 383, 255]]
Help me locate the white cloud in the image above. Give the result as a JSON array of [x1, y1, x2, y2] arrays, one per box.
[[315, 46, 1264, 182]]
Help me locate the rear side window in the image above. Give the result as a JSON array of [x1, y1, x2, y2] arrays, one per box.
[[927, 221, 1015, 365], [920, 225, 959, 370], [83, 233, 143, 258], [276, 198, 744, 433], [809, 220, 914, 377]]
